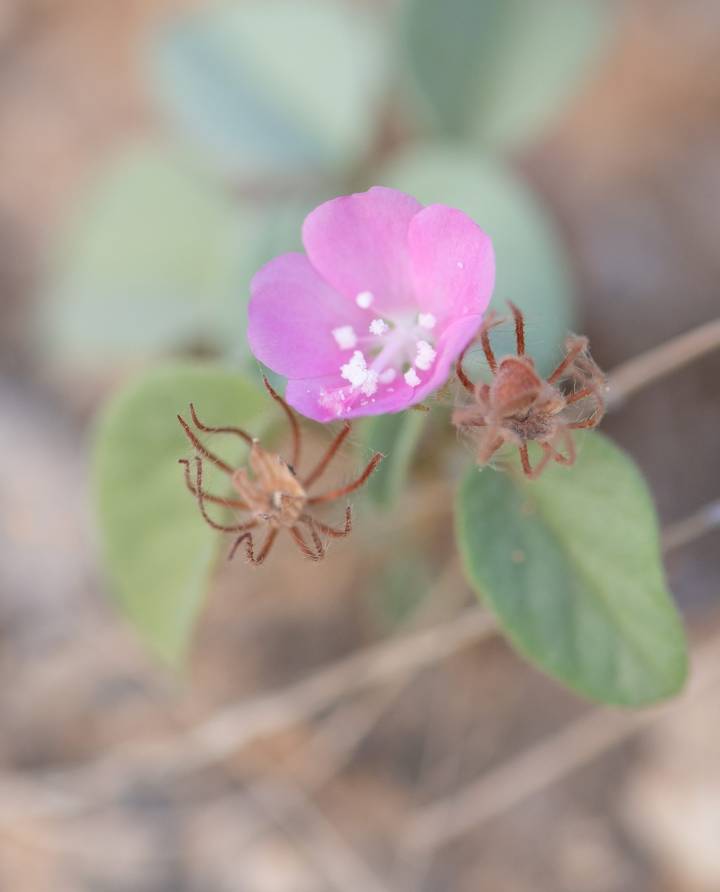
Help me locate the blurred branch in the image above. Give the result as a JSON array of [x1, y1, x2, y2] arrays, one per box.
[[0, 499, 717, 831], [405, 626, 720, 853], [180, 601, 492, 772], [0, 575, 495, 827], [240, 778, 390, 892], [662, 498, 720, 553], [607, 317, 720, 409]]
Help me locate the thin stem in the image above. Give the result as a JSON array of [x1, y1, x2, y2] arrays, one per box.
[[303, 422, 352, 488], [303, 507, 352, 539], [290, 525, 323, 561], [262, 376, 301, 469], [480, 322, 498, 374], [405, 641, 720, 854], [455, 344, 475, 394], [607, 317, 720, 408], [308, 453, 383, 505], [662, 499, 720, 553], [299, 516, 325, 556], [508, 300, 525, 355], [194, 458, 255, 533], [190, 403, 253, 446], [548, 336, 589, 385], [0, 499, 717, 829], [178, 459, 247, 509], [229, 528, 277, 564], [177, 414, 233, 476], [565, 386, 593, 405]]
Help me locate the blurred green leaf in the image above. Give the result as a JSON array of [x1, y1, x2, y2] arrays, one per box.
[[93, 363, 268, 665], [378, 144, 574, 372], [149, 0, 386, 177], [361, 410, 427, 508], [404, 0, 610, 150], [455, 432, 688, 706], [234, 193, 329, 385], [43, 144, 252, 361]]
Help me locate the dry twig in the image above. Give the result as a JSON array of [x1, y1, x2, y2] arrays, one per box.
[[607, 316, 720, 409]]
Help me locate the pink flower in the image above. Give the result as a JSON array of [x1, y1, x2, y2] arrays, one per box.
[[247, 187, 495, 421]]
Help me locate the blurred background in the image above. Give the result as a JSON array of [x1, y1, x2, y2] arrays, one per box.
[[1, 0, 720, 889]]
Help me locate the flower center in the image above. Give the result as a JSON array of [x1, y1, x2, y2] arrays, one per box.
[[324, 292, 438, 414]]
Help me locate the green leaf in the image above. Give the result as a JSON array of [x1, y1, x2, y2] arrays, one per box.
[[404, 0, 610, 150], [43, 144, 252, 362], [149, 0, 386, 177], [455, 433, 688, 705], [378, 145, 574, 372], [361, 410, 427, 508], [92, 363, 268, 665]]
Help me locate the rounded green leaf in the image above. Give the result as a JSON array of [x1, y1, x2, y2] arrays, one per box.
[[92, 364, 268, 665], [403, 0, 610, 150], [455, 433, 688, 705], [378, 144, 574, 372], [148, 0, 387, 177], [42, 144, 252, 362]]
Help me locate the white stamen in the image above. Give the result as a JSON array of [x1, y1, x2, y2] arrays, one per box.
[[356, 290, 374, 309], [418, 313, 436, 330], [339, 350, 379, 396], [404, 368, 421, 387], [360, 370, 379, 397], [332, 325, 357, 350], [379, 368, 397, 384], [369, 318, 389, 336], [340, 350, 369, 389], [457, 260, 464, 269], [415, 339, 437, 371]]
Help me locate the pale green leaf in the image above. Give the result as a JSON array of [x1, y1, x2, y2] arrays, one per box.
[[149, 0, 387, 177], [92, 363, 268, 664], [456, 432, 688, 705], [404, 0, 610, 150], [43, 144, 252, 361]]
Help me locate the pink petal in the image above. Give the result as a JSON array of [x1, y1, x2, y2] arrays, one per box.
[[302, 187, 423, 313], [284, 316, 482, 422], [424, 313, 485, 393], [408, 205, 495, 321], [248, 253, 366, 378], [285, 374, 417, 421]]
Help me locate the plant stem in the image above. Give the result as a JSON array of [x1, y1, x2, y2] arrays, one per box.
[[607, 317, 720, 409]]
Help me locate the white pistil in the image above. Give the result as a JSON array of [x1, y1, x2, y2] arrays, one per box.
[[379, 368, 397, 384], [404, 368, 421, 387], [332, 325, 357, 350], [457, 260, 464, 269], [356, 290, 374, 309], [369, 318, 389, 336], [415, 339, 437, 371], [418, 313, 436, 330]]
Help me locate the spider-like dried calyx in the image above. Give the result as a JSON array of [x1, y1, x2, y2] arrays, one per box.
[[232, 441, 307, 527], [177, 378, 383, 564], [453, 302, 606, 479]]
